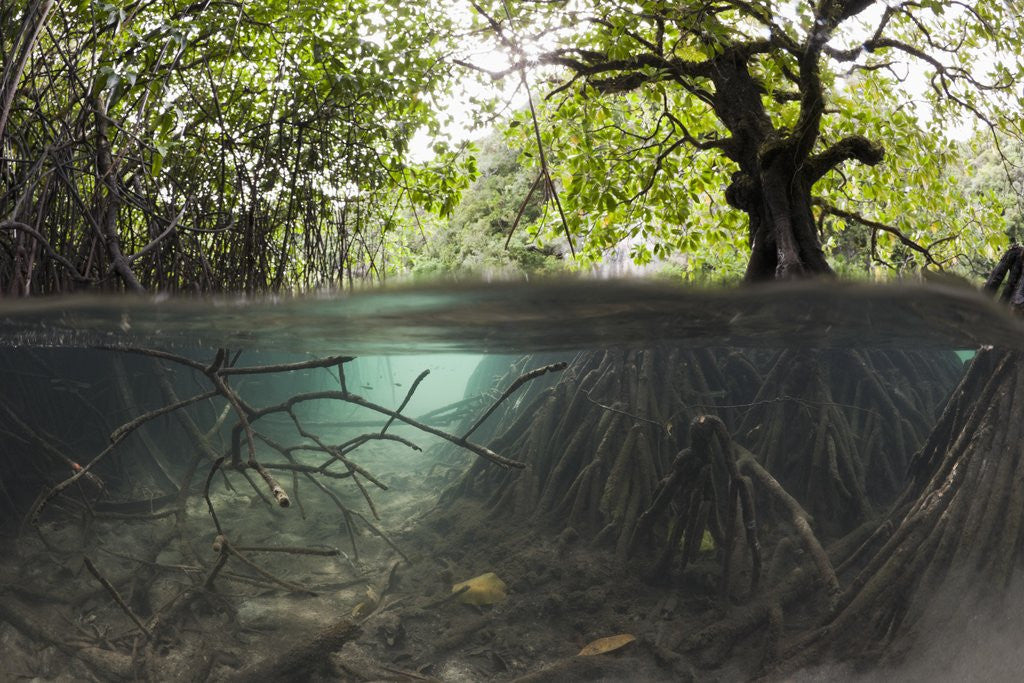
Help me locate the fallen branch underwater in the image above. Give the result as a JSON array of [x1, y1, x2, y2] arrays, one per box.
[[28, 349, 563, 524]]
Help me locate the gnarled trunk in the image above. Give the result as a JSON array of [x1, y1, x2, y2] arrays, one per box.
[[782, 251, 1024, 668], [727, 161, 833, 282]]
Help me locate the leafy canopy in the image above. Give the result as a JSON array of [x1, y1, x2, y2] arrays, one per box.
[[468, 0, 1023, 278]]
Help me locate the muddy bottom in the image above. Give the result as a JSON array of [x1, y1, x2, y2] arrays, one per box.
[[0, 429, 767, 682]]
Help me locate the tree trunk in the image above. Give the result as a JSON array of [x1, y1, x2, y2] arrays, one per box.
[[94, 97, 144, 293], [728, 162, 833, 282]]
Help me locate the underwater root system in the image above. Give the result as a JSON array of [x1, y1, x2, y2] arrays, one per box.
[[0, 307, 1012, 681], [733, 347, 961, 537], [445, 342, 959, 553], [443, 347, 732, 543]]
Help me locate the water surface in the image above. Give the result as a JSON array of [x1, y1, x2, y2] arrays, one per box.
[[0, 279, 1015, 353]]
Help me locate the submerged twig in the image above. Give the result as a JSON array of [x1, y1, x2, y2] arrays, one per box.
[[382, 369, 430, 434], [83, 557, 153, 641], [27, 389, 218, 523], [233, 546, 340, 557], [462, 361, 568, 440], [204, 457, 225, 536]]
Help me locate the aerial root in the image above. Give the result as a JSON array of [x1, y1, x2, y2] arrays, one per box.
[[626, 415, 763, 599], [677, 519, 877, 669], [83, 556, 153, 641], [759, 602, 784, 672], [446, 347, 738, 543], [625, 413, 847, 621]]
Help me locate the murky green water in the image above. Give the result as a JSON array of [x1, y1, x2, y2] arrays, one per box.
[[0, 280, 1016, 681]]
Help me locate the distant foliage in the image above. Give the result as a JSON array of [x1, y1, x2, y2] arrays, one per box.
[[961, 135, 1024, 245], [409, 136, 564, 277]]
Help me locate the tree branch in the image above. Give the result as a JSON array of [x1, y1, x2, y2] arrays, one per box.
[[539, 40, 777, 96], [0, 220, 92, 283], [812, 198, 942, 268], [792, 1, 880, 162], [803, 135, 885, 185]]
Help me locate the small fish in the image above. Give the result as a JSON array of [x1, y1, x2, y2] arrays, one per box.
[[50, 378, 89, 389]]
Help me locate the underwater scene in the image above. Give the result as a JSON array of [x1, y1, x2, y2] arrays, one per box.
[[3, 280, 1024, 682]]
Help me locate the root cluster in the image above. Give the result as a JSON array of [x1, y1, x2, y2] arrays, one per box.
[[448, 344, 959, 549]]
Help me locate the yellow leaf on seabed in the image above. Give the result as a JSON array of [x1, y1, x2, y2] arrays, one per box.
[[577, 634, 636, 656], [351, 585, 381, 619], [451, 572, 508, 605]]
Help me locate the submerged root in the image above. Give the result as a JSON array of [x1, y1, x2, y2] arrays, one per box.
[[445, 347, 734, 541], [1, 337, 970, 681], [444, 343, 960, 599], [630, 415, 841, 607], [735, 348, 959, 538], [783, 347, 1024, 667]]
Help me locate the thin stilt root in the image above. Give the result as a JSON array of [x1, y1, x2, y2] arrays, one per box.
[[446, 348, 731, 540], [734, 347, 960, 537], [629, 414, 840, 603]]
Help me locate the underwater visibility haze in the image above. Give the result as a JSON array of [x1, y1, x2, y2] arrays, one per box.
[[1, 280, 1023, 681]]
